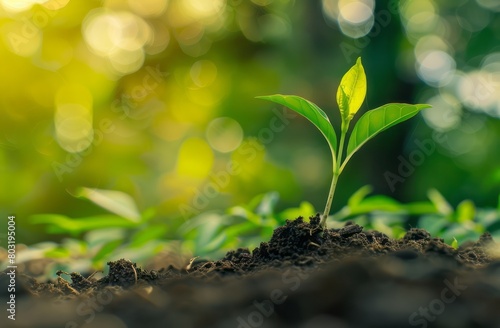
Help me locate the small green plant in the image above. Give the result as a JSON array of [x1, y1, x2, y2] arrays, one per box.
[[417, 188, 500, 244], [257, 57, 431, 229], [28, 188, 169, 273]]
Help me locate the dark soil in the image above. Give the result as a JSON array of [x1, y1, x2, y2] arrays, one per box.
[[2, 215, 500, 328]]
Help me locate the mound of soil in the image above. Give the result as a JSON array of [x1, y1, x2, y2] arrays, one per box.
[[2, 215, 500, 328]]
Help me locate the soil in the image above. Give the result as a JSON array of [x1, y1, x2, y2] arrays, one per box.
[[2, 215, 500, 328]]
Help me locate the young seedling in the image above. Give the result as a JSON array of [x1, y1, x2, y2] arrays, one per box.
[[257, 57, 431, 230]]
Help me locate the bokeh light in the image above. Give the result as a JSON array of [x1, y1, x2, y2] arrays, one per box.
[[2, 20, 42, 57], [476, 0, 500, 12], [0, 0, 48, 13], [338, 0, 374, 38], [128, 0, 168, 18], [83, 10, 152, 75], [416, 50, 455, 86], [456, 70, 500, 117], [206, 117, 244, 153], [422, 94, 461, 131], [323, 0, 375, 38], [190, 60, 218, 88], [400, 0, 440, 42], [54, 84, 94, 153], [176, 137, 214, 179], [456, 0, 491, 32]]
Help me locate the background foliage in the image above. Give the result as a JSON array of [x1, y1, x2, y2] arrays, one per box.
[[0, 0, 499, 272]]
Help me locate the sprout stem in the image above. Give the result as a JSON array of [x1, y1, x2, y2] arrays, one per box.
[[320, 122, 348, 229], [321, 171, 339, 229]]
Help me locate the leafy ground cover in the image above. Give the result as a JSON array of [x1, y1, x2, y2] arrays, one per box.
[[8, 185, 498, 278]]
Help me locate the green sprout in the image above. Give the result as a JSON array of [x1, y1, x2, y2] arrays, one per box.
[[257, 57, 431, 229]]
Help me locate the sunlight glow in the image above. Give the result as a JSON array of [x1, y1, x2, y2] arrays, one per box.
[[3, 21, 42, 57], [456, 70, 500, 117], [323, 0, 375, 38], [0, 0, 48, 12], [416, 50, 455, 86], [400, 0, 439, 41], [339, 1, 373, 24], [183, 0, 225, 19], [206, 117, 243, 153], [176, 138, 214, 179], [128, 0, 168, 17], [83, 10, 152, 75], [190, 60, 218, 88], [422, 94, 461, 131], [54, 84, 94, 153]]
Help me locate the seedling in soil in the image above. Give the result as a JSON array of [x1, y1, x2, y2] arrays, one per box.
[[257, 57, 431, 229]]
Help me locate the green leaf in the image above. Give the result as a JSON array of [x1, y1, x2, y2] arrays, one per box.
[[278, 201, 316, 223], [30, 214, 139, 236], [255, 191, 280, 216], [129, 225, 169, 247], [347, 185, 373, 208], [418, 215, 449, 235], [111, 239, 167, 264], [44, 247, 71, 259], [344, 103, 431, 168], [427, 189, 453, 216], [76, 187, 141, 222], [178, 212, 231, 254], [350, 195, 406, 214], [451, 237, 459, 250], [476, 208, 500, 228], [337, 57, 366, 123], [223, 221, 259, 239], [229, 207, 262, 226], [441, 224, 480, 244], [141, 207, 157, 222], [202, 233, 227, 254], [371, 214, 405, 237], [85, 228, 126, 248], [403, 201, 438, 215], [455, 200, 475, 223], [256, 94, 338, 167], [92, 239, 123, 264]]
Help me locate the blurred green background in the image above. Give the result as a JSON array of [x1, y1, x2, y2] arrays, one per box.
[[1, 0, 499, 254]]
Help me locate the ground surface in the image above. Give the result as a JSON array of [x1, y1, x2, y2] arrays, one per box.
[[2, 215, 500, 328]]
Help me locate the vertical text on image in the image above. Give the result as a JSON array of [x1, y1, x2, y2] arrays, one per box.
[[6, 215, 17, 321]]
